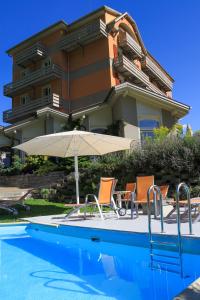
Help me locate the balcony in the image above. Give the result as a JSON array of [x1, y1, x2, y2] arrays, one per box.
[[3, 94, 63, 123], [114, 55, 149, 87], [15, 42, 47, 67], [59, 19, 107, 52], [142, 56, 173, 91], [118, 31, 142, 58], [4, 64, 64, 97], [148, 82, 166, 96]]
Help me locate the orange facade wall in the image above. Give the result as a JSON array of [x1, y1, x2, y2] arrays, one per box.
[[69, 38, 109, 72], [12, 16, 139, 113], [107, 17, 143, 87], [70, 68, 111, 100]]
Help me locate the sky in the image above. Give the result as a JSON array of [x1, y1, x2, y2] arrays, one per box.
[[0, 0, 199, 130]]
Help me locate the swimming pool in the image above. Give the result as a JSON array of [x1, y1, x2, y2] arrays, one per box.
[[0, 223, 199, 300]]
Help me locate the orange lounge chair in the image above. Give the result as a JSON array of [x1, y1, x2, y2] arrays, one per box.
[[131, 176, 154, 218], [159, 185, 169, 201], [0, 187, 33, 215], [64, 177, 119, 220], [166, 197, 200, 222], [115, 182, 136, 216], [131, 178, 169, 218]]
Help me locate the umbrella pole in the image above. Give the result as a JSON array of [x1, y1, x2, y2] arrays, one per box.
[[74, 155, 80, 205]]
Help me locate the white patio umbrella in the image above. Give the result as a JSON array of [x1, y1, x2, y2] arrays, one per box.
[[14, 130, 134, 204]]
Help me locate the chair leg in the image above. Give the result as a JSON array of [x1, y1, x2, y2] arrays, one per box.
[[95, 198, 104, 220], [111, 197, 119, 219], [165, 206, 176, 218]]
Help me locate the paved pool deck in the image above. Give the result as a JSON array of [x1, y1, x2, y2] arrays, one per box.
[[23, 209, 200, 238]]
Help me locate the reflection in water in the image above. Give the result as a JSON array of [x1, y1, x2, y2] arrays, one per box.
[[0, 233, 200, 300]]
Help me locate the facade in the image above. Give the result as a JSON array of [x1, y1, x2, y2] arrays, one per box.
[[1, 6, 190, 150]]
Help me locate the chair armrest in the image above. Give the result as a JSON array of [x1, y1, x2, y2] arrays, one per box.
[[85, 194, 98, 204], [114, 191, 132, 195], [131, 191, 136, 202]]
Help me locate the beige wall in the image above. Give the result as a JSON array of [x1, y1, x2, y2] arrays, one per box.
[[123, 123, 140, 139], [21, 119, 45, 142], [136, 100, 162, 126], [88, 106, 112, 131], [162, 109, 175, 128]]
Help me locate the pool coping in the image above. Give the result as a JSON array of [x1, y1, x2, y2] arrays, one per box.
[[0, 222, 29, 227], [23, 218, 200, 242], [173, 277, 200, 300]]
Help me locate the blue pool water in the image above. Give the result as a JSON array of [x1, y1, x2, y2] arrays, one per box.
[[0, 224, 200, 300]]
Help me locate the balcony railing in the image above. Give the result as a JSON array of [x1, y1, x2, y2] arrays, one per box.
[[148, 82, 166, 96], [59, 19, 107, 52], [118, 31, 142, 58], [4, 64, 64, 97], [15, 42, 47, 67], [142, 56, 173, 91], [3, 94, 63, 123], [114, 55, 149, 87]]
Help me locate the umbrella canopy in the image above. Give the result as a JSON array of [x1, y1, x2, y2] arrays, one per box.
[[14, 130, 134, 203]]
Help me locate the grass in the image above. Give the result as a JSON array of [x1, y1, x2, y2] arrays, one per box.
[[0, 199, 70, 223]]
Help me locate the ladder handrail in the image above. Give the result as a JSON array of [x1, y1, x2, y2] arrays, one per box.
[[176, 182, 192, 235], [147, 185, 164, 236]]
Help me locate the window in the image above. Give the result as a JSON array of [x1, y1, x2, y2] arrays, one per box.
[[20, 94, 30, 105], [43, 57, 51, 68], [139, 119, 159, 140], [42, 85, 51, 97]]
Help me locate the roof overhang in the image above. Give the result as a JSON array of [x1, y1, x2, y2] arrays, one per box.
[[36, 107, 69, 120], [7, 21, 68, 56], [4, 108, 69, 135], [72, 105, 102, 119], [113, 83, 190, 119], [4, 119, 35, 134], [6, 5, 119, 56]]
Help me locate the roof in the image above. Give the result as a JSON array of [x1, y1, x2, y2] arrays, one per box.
[[7, 20, 68, 56], [69, 6, 120, 29], [6, 5, 174, 81], [6, 6, 120, 56]]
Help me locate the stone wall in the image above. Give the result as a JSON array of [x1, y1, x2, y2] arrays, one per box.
[[0, 171, 66, 188]]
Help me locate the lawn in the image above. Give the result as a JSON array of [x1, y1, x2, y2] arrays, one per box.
[[0, 199, 70, 223]]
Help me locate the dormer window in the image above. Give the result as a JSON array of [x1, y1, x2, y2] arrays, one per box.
[[20, 94, 30, 105], [43, 57, 51, 68], [42, 85, 51, 97]]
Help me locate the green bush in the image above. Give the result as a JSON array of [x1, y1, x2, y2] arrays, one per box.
[[2, 134, 200, 201]]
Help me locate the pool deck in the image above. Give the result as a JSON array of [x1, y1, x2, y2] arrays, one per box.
[[23, 209, 200, 238]]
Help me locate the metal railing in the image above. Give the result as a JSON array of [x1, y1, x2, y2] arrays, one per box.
[[147, 185, 184, 277], [118, 31, 142, 58], [3, 94, 63, 123], [142, 56, 173, 91], [148, 81, 166, 96], [59, 19, 107, 52], [15, 42, 47, 66], [146, 182, 193, 278], [147, 185, 164, 235], [114, 55, 149, 87], [176, 182, 193, 235], [4, 64, 64, 96]]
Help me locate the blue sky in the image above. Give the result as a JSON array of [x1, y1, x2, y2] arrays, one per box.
[[0, 0, 199, 129]]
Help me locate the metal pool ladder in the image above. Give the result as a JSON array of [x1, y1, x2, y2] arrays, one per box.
[[147, 183, 192, 278]]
